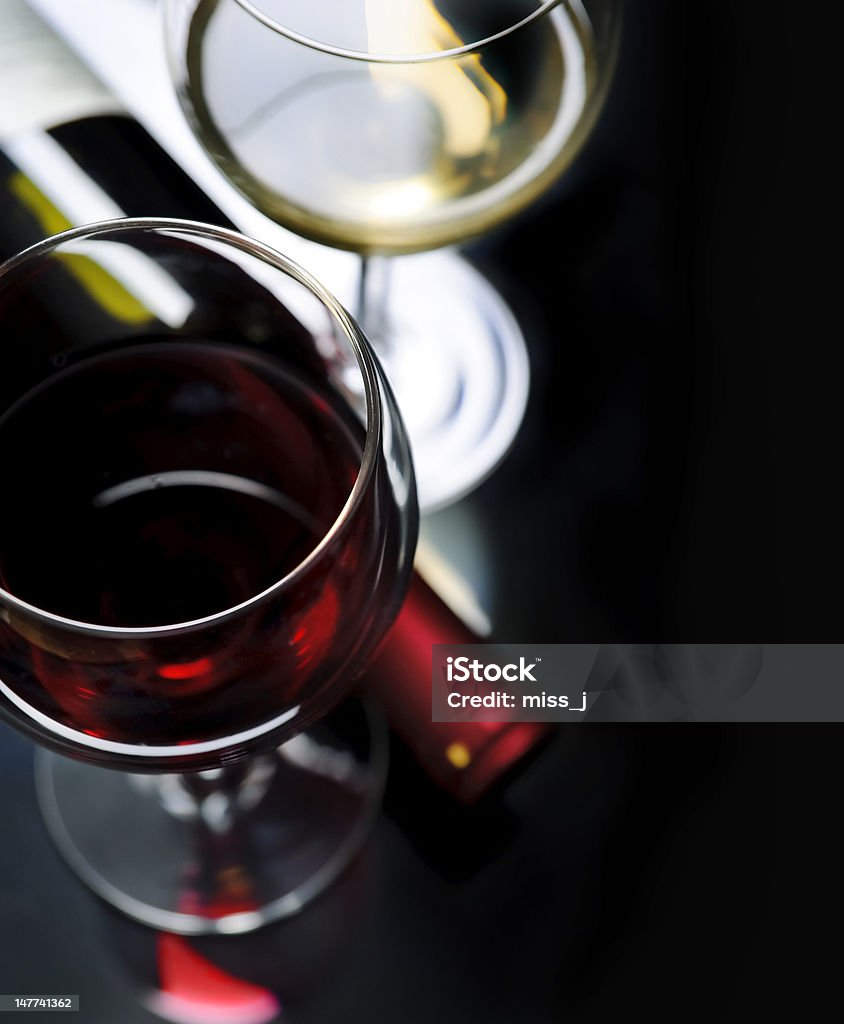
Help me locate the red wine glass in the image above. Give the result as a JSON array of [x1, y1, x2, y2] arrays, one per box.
[[0, 217, 417, 934]]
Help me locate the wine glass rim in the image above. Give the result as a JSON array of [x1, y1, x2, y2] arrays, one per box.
[[0, 216, 384, 638], [228, 0, 565, 64]]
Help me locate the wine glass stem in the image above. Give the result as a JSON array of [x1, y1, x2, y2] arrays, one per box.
[[170, 756, 277, 835], [356, 255, 394, 360]]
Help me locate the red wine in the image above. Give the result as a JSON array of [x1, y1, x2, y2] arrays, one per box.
[[0, 341, 376, 752], [0, 342, 360, 625]]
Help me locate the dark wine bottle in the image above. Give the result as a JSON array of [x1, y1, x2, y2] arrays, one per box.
[[0, 0, 227, 262], [0, 0, 551, 800]]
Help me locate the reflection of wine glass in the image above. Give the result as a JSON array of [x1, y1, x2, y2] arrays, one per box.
[[0, 218, 417, 934], [164, 0, 621, 510]]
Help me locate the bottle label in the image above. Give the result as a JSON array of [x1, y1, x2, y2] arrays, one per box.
[[0, 0, 121, 138]]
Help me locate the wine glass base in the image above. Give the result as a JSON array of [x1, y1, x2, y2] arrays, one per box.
[[373, 251, 530, 513], [34, 698, 388, 936]]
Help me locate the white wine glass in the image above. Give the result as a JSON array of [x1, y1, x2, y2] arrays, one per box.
[[164, 0, 622, 510]]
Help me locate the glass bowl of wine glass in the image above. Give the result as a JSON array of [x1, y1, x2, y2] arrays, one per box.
[[163, 0, 622, 511], [0, 217, 418, 934]]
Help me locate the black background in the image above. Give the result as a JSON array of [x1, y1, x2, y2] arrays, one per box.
[[1, 0, 841, 1020]]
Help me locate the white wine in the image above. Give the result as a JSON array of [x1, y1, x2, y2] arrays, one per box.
[[179, 0, 597, 254]]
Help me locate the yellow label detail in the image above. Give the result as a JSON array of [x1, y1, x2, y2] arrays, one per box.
[[9, 171, 153, 325]]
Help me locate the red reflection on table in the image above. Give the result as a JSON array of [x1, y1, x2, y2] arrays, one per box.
[[149, 933, 280, 1024]]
